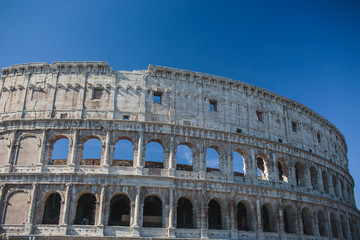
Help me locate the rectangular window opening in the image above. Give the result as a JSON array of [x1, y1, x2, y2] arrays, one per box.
[[209, 100, 217, 111], [153, 92, 162, 104], [278, 138, 283, 143], [123, 115, 130, 120], [256, 111, 263, 122], [93, 88, 103, 99], [236, 128, 242, 134], [291, 121, 297, 132]]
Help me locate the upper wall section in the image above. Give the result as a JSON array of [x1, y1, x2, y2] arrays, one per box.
[[0, 62, 348, 169]]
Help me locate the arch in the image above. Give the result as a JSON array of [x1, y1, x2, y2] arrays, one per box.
[[237, 201, 249, 231], [49, 137, 70, 165], [4, 191, 30, 225], [74, 193, 96, 225], [81, 137, 102, 165], [295, 162, 306, 187], [341, 214, 348, 239], [332, 175, 339, 197], [330, 212, 339, 238], [176, 144, 193, 171], [277, 161, 284, 181], [283, 205, 297, 234], [301, 207, 314, 235], [233, 150, 245, 177], [262, 203, 277, 232], [108, 194, 130, 226], [208, 199, 222, 229], [318, 210, 327, 236], [206, 147, 220, 173], [176, 197, 193, 228], [340, 180, 346, 200], [145, 141, 164, 168], [42, 193, 61, 224], [143, 195, 162, 227], [257, 156, 266, 180], [16, 135, 41, 166], [309, 166, 319, 190], [277, 157, 289, 182], [322, 171, 330, 194], [0, 137, 10, 166], [113, 139, 134, 167]]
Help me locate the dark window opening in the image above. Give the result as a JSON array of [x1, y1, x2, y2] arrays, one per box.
[[310, 166, 319, 190], [291, 122, 297, 132], [208, 199, 222, 229], [257, 157, 265, 179], [236, 128, 242, 134], [302, 208, 314, 235], [60, 113, 68, 118], [317, 132, 321, 143], [209, 99, 217, 111], [256, 111, 263, 122], [108, 195, 130, 226], [278, 161, 284, 181], [318, 211, 327, 236], [177, 198, 193, 228], [309, 149, 312, 153], [283, 208, 289, 233], [93, 88, 103, 99], [278, 138, 283, 143], [237, 202, 248, 231], [153, 92, 162, 104], [143, 196, 162, 227], [331, 213, 339, 238], [123, 115, 130, 120], [262, 205, 270, 232], [74, 194, 96, 225], [42, 193, 61, 224]]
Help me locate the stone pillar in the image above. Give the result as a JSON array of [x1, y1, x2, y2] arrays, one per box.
[[279, 208, 285, 235], [0, 184, 5, 224], [305, 166, 312, 189], [327, 209, 333, 237], [167, 187, 175, 238], [337, 210, 344, 238], [200, 190, 208, 239], [68, 129, 79, 170], [328, 174, 335, 196], [199, 145, 206, 179], [25, 183, 38, 234], [317, 166, 324, 193], [134, 131, 144, 174], [167, 137, 175, 177], [132, 186, 141, 237], [36, 130, 47, 172], [4, 131, 16, 173], [255, 197, 263, 239], [96, 185, 106, 236], [230, 193, 237, 239], [102, 131, 111, 173], [346, 212, 353, 240], [290, 165, 296, 186], [60, 184, 72, 233]]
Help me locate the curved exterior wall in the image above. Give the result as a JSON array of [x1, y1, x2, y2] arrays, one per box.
[[0, 62, 358, 239]]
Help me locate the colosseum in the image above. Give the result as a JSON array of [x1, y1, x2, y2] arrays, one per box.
[[0, 62, 358, 239]]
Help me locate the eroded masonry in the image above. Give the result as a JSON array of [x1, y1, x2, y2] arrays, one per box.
[[0, 62, 359, 239]]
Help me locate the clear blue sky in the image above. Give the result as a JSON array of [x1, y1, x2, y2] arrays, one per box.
[[1, 0, 360, 207]]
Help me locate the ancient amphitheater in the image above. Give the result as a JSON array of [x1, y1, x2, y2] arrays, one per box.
[[0, 62, 358, 239]]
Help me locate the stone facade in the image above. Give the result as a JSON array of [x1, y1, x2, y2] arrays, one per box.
[[0, 62, 358, 239]]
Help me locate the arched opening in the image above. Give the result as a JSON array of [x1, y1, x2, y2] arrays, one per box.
[[295, 162, 306, 187], [310, 166, 319, 190], [262, 205, 270, 232], [318, 210, 327, 236], [237, 202, 248, 231], [341, 215, 348, 239], [82, 138, 102, 165], [278, 161, 284, 181], [143, 196, 162, 227], [208, 199, 222, 229], [49, 138, 69, 165], [302, 208, 314, 235], [340, 180, 346, 200], [113, 139, 134, 167], [176, 197, 193, 228], [74, 193, 96, 225], [145, 141, 164, 168], [206, 147, 220, 173], [42, 193, 61, 224], [4, 192, 30, 224], [322, 171, 330, 194], [332, 175, 339, 197], [257, 157, 266, 180], [330, 213, 339, 238], [176, 144, 193, 171], [283, 206, 297, 234], [233, 151, 245, 177], [108, 194, 130, 226]]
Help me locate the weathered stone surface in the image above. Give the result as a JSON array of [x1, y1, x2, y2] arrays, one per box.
[[0, 62, 358, 239]]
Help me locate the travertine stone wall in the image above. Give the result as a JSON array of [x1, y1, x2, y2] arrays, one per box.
[[0, 62, 358, 239]]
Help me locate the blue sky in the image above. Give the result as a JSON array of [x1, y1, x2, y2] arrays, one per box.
[[1, 0, 360, 207]]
